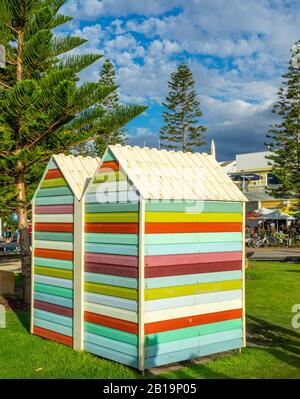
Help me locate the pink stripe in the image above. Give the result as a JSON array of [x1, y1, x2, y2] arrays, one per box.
[[85, 252, 138, 267], [145, 251, 242, 267], [35, 205, 74, 214]]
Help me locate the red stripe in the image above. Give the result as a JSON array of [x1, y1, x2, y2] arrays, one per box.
[[145, 222, 242, 234], [35, 205, 74, 214], [145, 309, 243, 334], [34, 248, 73, 261], [145, 251, 242, 267], [85, 252, 138, 267], [84, 311, 137, 334], [145, 261, 242, 278], [34, 300, 73, 318], [85, 223, 139, 234], [85, 263, 138, 278], [99, 161, 119, 171], [33, 326, 73, 347], [34, 223, 73, 232], [45, 169, 63, 179]]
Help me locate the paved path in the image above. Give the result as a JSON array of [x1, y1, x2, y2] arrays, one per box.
[[247, 247, 300, 261], [0, 255, 21, 272]]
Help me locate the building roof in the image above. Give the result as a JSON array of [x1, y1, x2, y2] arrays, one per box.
[[53, 154, 100, 200], [108, 145, 247, 202]]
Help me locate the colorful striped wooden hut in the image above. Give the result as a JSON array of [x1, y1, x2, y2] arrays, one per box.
[[31, 154, 99, 349], [83, 145, 247, 370]]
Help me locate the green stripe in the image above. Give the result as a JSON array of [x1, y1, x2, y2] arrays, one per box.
[[34, 232, 73, 242], [86, 202, 139, 213], [85, 212, 138, 223], [84, 281, 137, 300], [145, 232, 242, 245], [93, 171, 126, 184], [145, 319, 243, 346], [85, 233, 138, 245], [145, 201, 242, 213], [34, 282, 73, 299], [36, 186, 72, 197], [41, 177, 68, 188], [34, 266, 73, 280], [85, 322, 137, 346]]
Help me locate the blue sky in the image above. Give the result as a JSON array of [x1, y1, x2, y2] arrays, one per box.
[[60, 0, 300, 160]]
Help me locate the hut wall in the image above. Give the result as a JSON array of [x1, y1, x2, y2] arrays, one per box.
[[84, 150, 140, 368], [143, 200, 244, 368], [32, 159, 75, 347]]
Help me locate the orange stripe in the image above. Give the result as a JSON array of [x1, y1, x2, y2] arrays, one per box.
[[33, 326, 73, 347], [99, 161, 119, 171], [145, 222, 242, 234], [34, 248, 73, 261], [34, 223, 73, 232], [85, 223, 139, 234], [145, 309, 243, 334], [45, 169, 63, 179], [84, 311, 138, 334]]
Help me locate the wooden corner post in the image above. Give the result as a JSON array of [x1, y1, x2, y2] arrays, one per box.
[[30, 200, 35, 334], [242, 201, 246, 347], [138, 197, 145, 371]]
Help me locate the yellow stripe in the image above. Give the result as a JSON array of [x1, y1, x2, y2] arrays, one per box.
[[84, 282, 137, 300], [34, 266, 73, 280], [145, 212, 242, 223], [145, 280, 242, 300], [85, 212, 139, 223], [41, 177, 67, 188]]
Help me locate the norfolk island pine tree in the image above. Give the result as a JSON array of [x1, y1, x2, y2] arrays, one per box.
[[0, 0, 146, 305]]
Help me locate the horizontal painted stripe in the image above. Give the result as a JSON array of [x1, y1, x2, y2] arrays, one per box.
[[33, 326, 73, 347], [85, 272, 137, 289], [145, 222, 242, 233], [145, 201, 242, 213], [145, 232, 242, 245], [86, 202, 139, 213], [85, 282, 137, 300], [93, 170, 127, 184], [145, 212, 242, 223], [35, 214, 73, 223], [34, 195, 74, 206], [85, 321, 137, 345], [85, 243, 137, 256], [145, 271, 242, 288], [145, 261, 242, 278], [85, 233, 138, 245], [144, 338, 242, 368], [85, 223, 139, 234], [36, 186, 72, 197], [35, 274, 73, 289], [84, 311, 137, 334], [35, 205, 74, 214], [34, 257, 73, 270], [47, 160, 57, 169], [34, 309, 73, 327], [34, 317, 72, 337], [86, 180, 134, 195], [85, 292, 137, 311], [34, 283, 73, 299], [145, 290, 242, 312], [85, 332, 137, 356], [145, 329, 242, 357], [145, 280, 242, 301], [145, 318, 243, 346], [99, 160, 119, 171], [45, 169, 63, 179], [86, 190, 139, 203], [34, 223, 73, 233], [34, 300, 73, 317], [85, 263, 138, 278], [103, 151, 117, 161], [35, 266, 73, 279], [145, 300, 242, 324], [145, 308, 243, 334], [35, 232, 73, 242], [85, 342, 137, 368], [85, 302, 137, 322], [41, 177, 68, 188], [34, 240, 73, 251], [145, 242, 242, 256], [145, 251, 242, 267], [85, 252, 137, 267], [34, 292, 73, 308], [85, 213, 138, 223]]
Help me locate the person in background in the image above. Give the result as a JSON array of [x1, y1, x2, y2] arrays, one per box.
[[5, 227, 12, 242]]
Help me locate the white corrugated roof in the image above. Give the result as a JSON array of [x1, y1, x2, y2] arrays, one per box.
[[54, 154, 100, 200], [108, 145, 247, 201]]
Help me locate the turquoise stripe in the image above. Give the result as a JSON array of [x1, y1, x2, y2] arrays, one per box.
[[103, 150, 117, 161], [145, 242, 242, 256], [85, 322, 137, 345], [85, 342, 137, 368], [85, 272, 137, 289], [35, 232, 73, 242], [34, 317, 72, 337], [34, 282, 73, 299], [145, 232, 242, 245], [85, 332, 137, 356], [36, 186, 72, 197], [145, 271, 242, 289], [34, 257, 73, 270], [86, 202, 139, 213], [35, 195, 74, 205], [48, 159, 58, 170], [34, 292, 73, 308], [34, 309, 73, 327], [85, 233, 138, 245], [85, 243, 138, 256], [145, 200, 242, 213]]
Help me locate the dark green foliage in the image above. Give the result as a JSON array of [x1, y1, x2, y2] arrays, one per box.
[[160, 63, 206, 152]]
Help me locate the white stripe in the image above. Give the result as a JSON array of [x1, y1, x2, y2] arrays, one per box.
[[34, 240, 73, 251], [35, 214, 73, 223], [34, 274, 73, 289], [85, 302, 137, 322]]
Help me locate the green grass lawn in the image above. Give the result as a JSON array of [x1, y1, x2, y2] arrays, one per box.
[[0, 261, 299, 379]]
